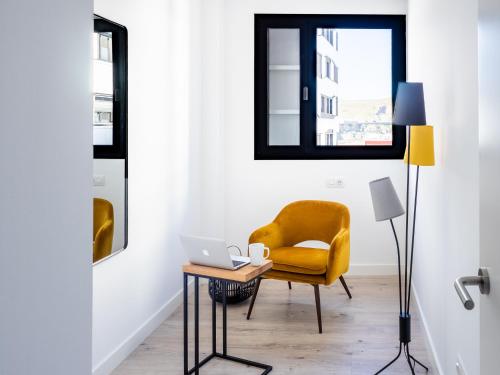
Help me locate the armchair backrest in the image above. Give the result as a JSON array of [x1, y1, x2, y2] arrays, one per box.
[[273, 200, 349, 246], [93, 198, 114, 239], [93, 198, 114, 263]]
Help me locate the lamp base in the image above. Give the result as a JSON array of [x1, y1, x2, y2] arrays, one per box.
[[374, 314, 429, 375], [400, 313, 411, 343]]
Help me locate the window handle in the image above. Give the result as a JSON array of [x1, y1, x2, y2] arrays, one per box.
[[303, 86, 309, 101]]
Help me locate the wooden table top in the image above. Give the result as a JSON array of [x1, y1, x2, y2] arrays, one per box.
[[183, 260, 272, 283]]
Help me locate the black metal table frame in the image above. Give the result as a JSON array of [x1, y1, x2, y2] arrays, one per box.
[[183, 272, 273, 375]]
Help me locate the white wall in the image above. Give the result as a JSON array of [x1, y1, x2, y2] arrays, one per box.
[[0, 0, 93, 374], [407, 1, 480, 374], [200, 0, 226, 239], [92, 0, 208, 373], [223, 0, 408, 273]]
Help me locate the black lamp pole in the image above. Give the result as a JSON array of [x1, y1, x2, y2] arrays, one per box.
[[375, 127, 428, 375]]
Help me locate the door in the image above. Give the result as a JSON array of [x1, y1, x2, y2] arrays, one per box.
[[479, 0, 500, 373]]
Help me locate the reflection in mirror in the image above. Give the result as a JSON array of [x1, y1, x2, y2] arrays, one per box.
[[93, 160, 126, 262], [93, 31, 114, 145], [93, 15, 128, 264]]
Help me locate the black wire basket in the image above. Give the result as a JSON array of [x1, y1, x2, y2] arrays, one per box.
[[207, 245, 256, 304], [208, 279, 256, 304]]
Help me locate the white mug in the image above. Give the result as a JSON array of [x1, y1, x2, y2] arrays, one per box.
[[248, 243, 270, 266]]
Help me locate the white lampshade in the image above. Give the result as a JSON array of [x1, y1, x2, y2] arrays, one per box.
[[369, 177, 405, 222]]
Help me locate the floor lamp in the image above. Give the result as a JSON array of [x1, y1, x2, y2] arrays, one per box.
[[370, 82, 433, 374]]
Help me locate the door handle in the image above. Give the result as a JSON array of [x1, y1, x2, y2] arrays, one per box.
[[454, 267, 490, 310]]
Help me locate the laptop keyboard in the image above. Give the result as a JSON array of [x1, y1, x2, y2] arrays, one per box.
[[232, 260, 246, 268]]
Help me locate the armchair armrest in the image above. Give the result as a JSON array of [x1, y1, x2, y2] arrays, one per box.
[[248, 222, 285, 250], [326, 228, 350, 285]]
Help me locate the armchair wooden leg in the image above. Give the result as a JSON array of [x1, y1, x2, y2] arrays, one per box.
[[313, 284, 322, 334], [339, 275, 352, 299], [288, 281, 292, 290], [246, 277, 262, 320]]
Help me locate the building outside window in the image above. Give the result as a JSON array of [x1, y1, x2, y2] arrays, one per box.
[[316, 28, 340, 144], [316, 27, 392, 146]]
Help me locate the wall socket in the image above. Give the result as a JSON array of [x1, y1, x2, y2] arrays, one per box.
[[327, 176, 345, 189]]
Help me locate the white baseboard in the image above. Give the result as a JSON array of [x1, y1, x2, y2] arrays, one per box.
[[92, 279, 194, 375], [347, 263, 401, 276], [411, 284, 444, 375]]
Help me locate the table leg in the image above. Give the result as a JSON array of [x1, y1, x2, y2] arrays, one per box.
[[183, 275, 272, 374], [211, 279, 216, 354], [222, 280, 227, 356], [194, 276, 199, 375], [183, 273, 188, 375]]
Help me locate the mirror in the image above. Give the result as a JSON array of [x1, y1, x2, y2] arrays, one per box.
[[93, 15, 128, 264]]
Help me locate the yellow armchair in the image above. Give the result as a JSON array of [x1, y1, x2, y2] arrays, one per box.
[[247, 200, 351, 333], [93, 198, 114, 263]]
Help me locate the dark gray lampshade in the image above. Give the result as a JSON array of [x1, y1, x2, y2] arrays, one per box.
[[393, 82, 427, 126], [369, 177, 405, 222]]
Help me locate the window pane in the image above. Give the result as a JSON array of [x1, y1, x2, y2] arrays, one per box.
[[93, 32, 113, 146], [269, 114, 300, 145], [316, 28, 393, 146], [268, 28, 300, 146]]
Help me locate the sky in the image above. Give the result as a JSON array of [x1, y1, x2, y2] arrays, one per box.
[[334, 29, 392, 101]]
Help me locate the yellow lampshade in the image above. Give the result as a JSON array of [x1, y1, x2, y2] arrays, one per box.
[[404, 125, 435, 166]]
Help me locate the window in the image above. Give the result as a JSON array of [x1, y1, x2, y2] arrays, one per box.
[[93, 15, 127, 159], [325, 130, 335, 146], [320, 95, 338, 117], [254, 14, 406, 159], [316, 53, 322, 78], [325, 57, 332, 80], [321, 28, 336, 46], [97, 33, 113, 62]]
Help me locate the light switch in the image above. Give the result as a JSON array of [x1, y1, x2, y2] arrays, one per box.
[[93, 175, 106, 186], [326, 176, 345, 189]]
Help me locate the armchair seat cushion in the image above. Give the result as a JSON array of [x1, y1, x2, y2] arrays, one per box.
[[270, 247, 328, 275]]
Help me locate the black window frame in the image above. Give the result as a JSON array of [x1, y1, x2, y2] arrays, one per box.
[[93, 14, 128, 160], [254, 14, 406, 160]]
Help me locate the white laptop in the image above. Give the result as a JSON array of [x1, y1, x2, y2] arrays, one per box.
[[180, 235, 250, 270]]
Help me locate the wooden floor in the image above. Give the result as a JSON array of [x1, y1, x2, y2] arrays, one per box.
[[113, 276, 435, 374]]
